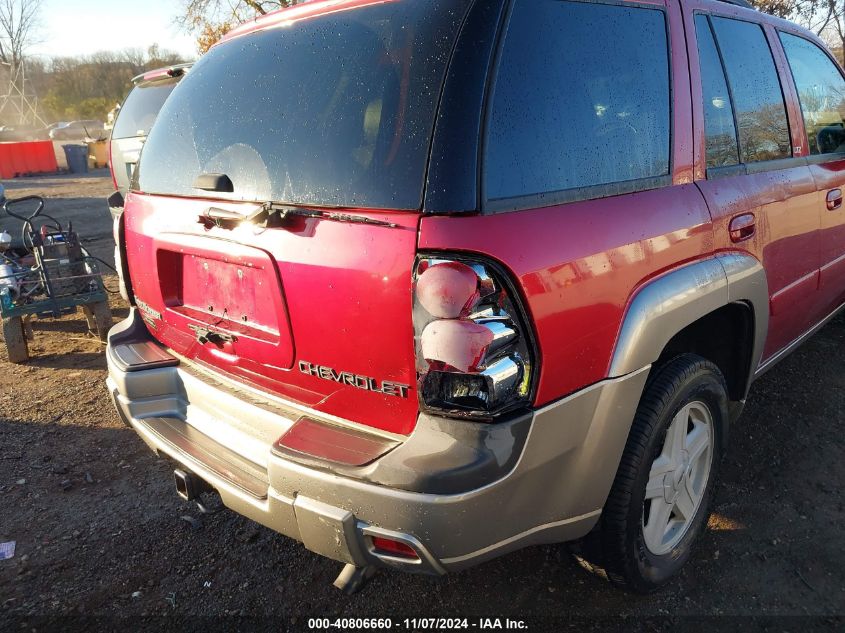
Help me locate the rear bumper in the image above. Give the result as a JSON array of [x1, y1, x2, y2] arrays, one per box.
[[107, 309, 649, 573]]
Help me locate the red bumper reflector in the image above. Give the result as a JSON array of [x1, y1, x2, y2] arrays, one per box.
[[371, 536, 419, 560]]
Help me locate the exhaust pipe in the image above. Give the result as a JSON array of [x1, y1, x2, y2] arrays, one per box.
[[333, 563, 377, 595], [173, 468, 213, 501]]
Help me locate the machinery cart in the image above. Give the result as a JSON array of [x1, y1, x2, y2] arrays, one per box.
[[0, 195, 112, 363]]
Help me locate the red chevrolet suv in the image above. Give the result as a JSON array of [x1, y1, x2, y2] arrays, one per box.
[[106, 0, 845, 592]]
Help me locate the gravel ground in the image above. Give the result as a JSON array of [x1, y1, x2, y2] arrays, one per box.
[[1, 169, 115, 262], [0, 173, 843, 632]]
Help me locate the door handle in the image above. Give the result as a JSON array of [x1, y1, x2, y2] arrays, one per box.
[[729, 213, 756, 243], [826, 188, 843, 210]]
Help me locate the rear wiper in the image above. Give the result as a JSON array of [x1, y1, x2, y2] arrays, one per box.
[[200, 202, 400, 230], [246, 202, 399, 229]]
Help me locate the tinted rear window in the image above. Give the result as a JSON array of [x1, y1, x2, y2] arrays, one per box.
[[135, 2, 470, 210], [484, 0, 671, 206], [112, 77, 181, 139]]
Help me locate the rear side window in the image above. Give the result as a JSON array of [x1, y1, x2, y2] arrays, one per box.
[[484, 0, 671, 207], [135, 2, 470, 210], [112, 77, 181, 140], [695, 15, 740, 169], [779, 33, 845, 155], [710, 17, 791, 163]]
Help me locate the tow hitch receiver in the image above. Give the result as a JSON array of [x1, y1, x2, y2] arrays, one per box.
[[173, 468, 213, 501]]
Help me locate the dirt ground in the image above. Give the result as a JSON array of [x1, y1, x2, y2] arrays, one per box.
[[0, 173, 843, 631]]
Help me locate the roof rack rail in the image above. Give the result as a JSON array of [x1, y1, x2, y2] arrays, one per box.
[[717, 0, 755, 9]]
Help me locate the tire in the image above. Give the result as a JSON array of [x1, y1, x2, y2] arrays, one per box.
[[1, 316, 29, 363], [82, 305, 97, 331], [590, 354, 728, 592], [85, 301, 113, 342], [22, 317, 34, 341]]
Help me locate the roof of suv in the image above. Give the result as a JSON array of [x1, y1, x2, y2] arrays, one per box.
[[717, 0, 753, 8], [219, 0, 829, 53], [221, 0, 391, 44]]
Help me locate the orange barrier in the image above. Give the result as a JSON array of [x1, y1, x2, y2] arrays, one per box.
[[0, 140, 59, 179]]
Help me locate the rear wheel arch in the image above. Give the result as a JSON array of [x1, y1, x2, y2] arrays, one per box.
[[571, 256, 766, 561], [609, 254, 768, 404], [654, 301, 755, 405]]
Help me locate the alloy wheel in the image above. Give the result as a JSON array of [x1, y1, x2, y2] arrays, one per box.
[[641, 401, 713, 555]]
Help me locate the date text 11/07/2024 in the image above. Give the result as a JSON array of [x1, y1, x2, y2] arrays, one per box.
[[307, 618, 529, 630]]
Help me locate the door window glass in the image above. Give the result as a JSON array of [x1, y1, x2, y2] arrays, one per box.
[[711, 17, 791, 163], [780, 32, 845, 155], [695, 15, 740, 168]]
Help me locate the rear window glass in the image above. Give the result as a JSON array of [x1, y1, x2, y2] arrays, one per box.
[[484, 0, 671, 205], [710, 17, 791, 163], [135, 2, 470, 210], [112, 77, 181, 139]]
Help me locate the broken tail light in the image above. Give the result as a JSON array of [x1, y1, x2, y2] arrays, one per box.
[[413, 256, 536, 419]]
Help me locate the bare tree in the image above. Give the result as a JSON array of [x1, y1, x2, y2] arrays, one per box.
[[752, 0, 844, 64], [823, 0, 845, 65], [40, 46, 192, 123], [178, 0, 300, 53], [752, 0, 831, 31], [0, 0, 43, 125], [0, 0, 42, 69]]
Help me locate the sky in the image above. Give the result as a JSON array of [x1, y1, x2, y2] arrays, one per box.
[[29, 0, 198, 61]]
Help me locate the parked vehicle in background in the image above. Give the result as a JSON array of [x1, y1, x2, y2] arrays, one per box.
[[0, 124, 43, 142], [106, 0, 845, 594], [41, 122, 68, 139], [49, 120, 106, 141], [108, 63, 192, 195]]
